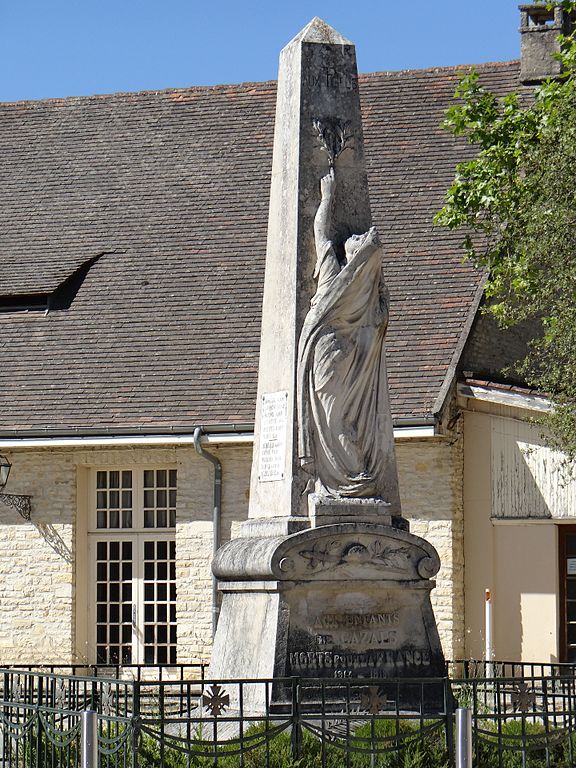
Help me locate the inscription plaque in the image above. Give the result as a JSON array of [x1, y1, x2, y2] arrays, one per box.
[[284, 581, 445, 681], [258, 391, 289, 482]]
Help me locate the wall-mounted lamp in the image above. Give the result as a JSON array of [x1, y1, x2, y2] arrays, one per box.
[[0, 455, 32, 520]]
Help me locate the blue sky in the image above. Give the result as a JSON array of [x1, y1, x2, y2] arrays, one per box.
[[2, 0, 522, 102]]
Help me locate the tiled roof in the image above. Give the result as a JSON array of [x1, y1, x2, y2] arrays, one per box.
[[0, 61, 521, 434]]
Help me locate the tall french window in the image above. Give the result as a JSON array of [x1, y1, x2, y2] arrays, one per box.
[[88, 468, 177, 664]]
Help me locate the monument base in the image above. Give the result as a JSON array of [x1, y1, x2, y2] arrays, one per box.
[[308, 493, 409, 529], [208, 522, 445, 712]]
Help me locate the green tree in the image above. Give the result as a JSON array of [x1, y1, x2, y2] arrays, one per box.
[[435, 3, 576, 457]]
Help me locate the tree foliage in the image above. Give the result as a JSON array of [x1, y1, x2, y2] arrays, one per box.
[[435, 8, 576, 457]]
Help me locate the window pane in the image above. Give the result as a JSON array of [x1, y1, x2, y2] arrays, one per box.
[[141, 536, 176, 665], [94, 537, 133, 666], [567, 535, 576, 556]]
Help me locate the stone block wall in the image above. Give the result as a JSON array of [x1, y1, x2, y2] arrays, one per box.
[[396, 430, 465, 660], [176, 445, 252, 663], [0, 444, 251, 666], [0, 449, 76, 663], [0, 436, 462, 665]]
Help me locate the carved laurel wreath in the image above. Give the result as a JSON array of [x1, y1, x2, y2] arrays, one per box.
[[312, 118, 353, 167]]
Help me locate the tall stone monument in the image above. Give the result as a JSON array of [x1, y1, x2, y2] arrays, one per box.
[[209, 18, 444, 705]]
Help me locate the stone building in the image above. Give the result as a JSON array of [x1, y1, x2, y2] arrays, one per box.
[[0, 5, 573, 667]]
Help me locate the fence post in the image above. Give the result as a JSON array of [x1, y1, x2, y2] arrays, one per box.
[[290, 678, 302, 762], [35, 676, 44, 768], [444, 676, 455, 764], [81, 710, 98, 768], [455, 708, 472, 768], [131, 681, 141, 768]]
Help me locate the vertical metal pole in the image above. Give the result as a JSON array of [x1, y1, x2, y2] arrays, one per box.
[[132, 681, 141, 768], [485, 588, 494, 679], [81, 710, 98, 768], [445, 675, 455, 764], [456, 708, 472, 768]]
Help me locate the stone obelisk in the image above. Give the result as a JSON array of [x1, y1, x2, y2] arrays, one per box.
[[244, 18, 401, 535], [208, 19, 444, 706]]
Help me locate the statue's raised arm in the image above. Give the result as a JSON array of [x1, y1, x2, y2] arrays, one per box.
[[311, 169, 341, 300]]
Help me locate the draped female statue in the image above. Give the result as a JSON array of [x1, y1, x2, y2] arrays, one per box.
[[297, 168, 400, 507]]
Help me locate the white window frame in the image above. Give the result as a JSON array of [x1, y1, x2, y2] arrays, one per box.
[[86, 466, 177, 666]]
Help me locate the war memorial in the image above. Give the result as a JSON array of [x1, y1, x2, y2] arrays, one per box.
[[208, 18, 445, 706], [2, 9, 576, 765]]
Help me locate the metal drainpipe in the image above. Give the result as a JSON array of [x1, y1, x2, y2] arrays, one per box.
[[193, 427, 222, 637]]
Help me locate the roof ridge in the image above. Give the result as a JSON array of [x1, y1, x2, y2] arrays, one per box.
[[1, 59, 520, 107], [360, 59, 520, 81], [0, 79, 279, 107]]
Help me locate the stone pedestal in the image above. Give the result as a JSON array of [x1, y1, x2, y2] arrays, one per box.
[[209, 523, 444, 711]]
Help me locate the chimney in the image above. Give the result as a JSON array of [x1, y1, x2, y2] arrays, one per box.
[[519, 4, 576, 84]]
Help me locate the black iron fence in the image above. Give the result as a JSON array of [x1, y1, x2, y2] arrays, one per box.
[[0, 663, 575, 767]]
